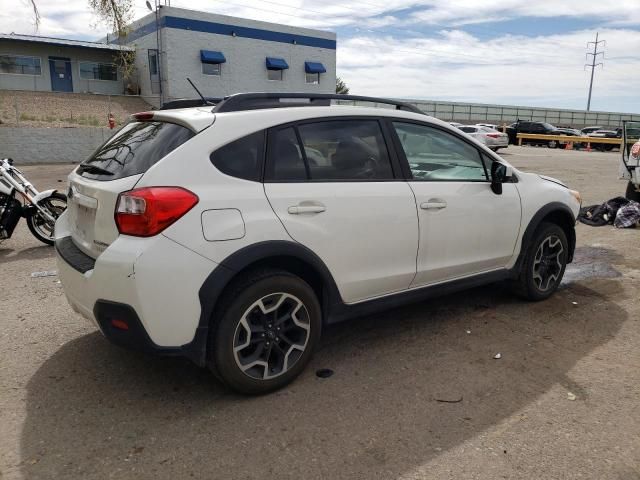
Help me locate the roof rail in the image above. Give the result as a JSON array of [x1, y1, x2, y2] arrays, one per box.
[[160, 97, 223, 110], [212, 93, 425, 115]]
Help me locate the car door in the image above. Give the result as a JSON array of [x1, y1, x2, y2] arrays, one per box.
[[263, 118, 419, 303], [389, 120, 522, 287]]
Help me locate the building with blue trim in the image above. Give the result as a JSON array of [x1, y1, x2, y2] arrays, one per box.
[[0, 6, 336, 105], [122, 6, 337, 106]]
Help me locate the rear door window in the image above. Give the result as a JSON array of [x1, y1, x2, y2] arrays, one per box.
[[78, 121, 194, 181]]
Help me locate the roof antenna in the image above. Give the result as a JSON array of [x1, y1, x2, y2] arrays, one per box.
[[186, 78, 213, 106]]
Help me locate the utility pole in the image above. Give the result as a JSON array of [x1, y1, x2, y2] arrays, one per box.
[[585, 32, 605, 111]]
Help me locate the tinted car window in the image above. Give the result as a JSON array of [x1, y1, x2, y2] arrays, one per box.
[[393, 122, 488, 181], [459, 126, 477, 133], [210, 131, 264, 181], [78, 121, 194, 181], [297, 120, 393, 181]]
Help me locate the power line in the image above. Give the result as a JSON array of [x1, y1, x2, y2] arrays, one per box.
[[585, 32, 605, 111]]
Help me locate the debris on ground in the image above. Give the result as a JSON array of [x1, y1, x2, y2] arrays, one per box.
[[567, 392, 577, 401], [572, 301, 579, 305], [493, 353, 502, 359], [30, 270, 57, 278], [315, 368, 334, 378], [435, 396, 463, 403], [466, 330, 471, 334]]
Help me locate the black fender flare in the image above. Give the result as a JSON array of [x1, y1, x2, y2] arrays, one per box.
[[182, 240, 341, 366], [513, 202, 576, 273]]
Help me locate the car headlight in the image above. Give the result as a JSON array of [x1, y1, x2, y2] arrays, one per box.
[[569, 189, 582, 205]]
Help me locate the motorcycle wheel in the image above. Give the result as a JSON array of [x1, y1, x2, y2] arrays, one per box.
[[26, 192, 67, 246]]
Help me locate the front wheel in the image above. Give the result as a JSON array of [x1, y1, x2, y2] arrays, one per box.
[[210, 270, 322, 394], [548, 140, 558, 149], [626, 181, 640, 202], [26, 192, 67, 245], [511, 222, 569, 301]]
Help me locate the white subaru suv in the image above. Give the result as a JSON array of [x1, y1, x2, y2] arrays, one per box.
[[55, 93, 581, 394]]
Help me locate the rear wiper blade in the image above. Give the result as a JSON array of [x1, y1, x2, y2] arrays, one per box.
[[77, 164, 114, 176]]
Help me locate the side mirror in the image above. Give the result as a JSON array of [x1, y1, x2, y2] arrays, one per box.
[[490, 161, 512, 194]]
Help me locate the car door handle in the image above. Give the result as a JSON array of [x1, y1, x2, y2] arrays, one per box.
[[420, 201, 447, 210], [287, 204, 326, 214]]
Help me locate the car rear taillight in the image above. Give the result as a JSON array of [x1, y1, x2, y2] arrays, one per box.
[[115, 187, 198, 237], [486, 133, 501, 138]]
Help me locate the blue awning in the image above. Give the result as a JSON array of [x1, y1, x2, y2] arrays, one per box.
[[200, 50, 226, 64], [266, 57, 289, 70], [304, 61, 326, 74]]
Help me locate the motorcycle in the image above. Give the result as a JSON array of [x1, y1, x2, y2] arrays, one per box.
[[0, 158, 67, 246]]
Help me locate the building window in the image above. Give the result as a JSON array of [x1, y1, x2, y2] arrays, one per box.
[[305, 72, 319, 84], [0, 55, 41, 75], [267, 69, 283, 81], [79, 62, 117, 81], [304, 61, 326, 85], [202, 63, 221, 76], [200, 50, 225, 76], [265, 57, 288, 81]]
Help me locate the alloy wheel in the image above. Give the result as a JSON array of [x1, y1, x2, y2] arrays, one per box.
[[532, 235, 564, 291], [233, 293, 310, 380]]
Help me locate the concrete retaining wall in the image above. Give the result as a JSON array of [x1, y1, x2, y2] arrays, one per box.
[[0, 127, 115, 164]]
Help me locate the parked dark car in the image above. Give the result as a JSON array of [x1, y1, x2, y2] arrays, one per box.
[[506, 121, 558, 145]]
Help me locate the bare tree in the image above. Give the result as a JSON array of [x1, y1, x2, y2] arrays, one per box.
[[29, 0, 136, 81]]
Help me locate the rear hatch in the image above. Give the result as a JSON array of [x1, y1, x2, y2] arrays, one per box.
[[67, 114, 208, 259]]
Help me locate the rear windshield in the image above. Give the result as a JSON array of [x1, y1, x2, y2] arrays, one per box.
[[77, 121, 194, 180]]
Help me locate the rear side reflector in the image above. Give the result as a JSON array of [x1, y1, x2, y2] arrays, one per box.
[[111, 319, 130, 330], [115, 187, 199, 237], [486, 133, 501, 138]]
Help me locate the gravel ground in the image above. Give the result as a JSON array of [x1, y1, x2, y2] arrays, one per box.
[[1, 146, 639, 480]]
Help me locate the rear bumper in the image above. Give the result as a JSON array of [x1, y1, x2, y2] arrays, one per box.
[[486, 138, 509, 148], [93, 300, 182, 355], [54, 211, 218, 364]]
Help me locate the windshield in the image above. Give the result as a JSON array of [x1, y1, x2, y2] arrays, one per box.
[[78, 121, 195, 181]]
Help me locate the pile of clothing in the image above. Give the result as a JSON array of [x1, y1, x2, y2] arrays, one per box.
[[579, 196, 640, 228]]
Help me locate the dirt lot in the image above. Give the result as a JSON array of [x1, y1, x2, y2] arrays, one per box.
[[1, 146, 639, 480]]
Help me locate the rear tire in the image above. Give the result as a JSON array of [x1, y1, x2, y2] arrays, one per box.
[[511, 222, 569, 301], [209, 269, 322, 395], [548, 140, 558, 149], [626, 182, 640, 202], [26, 192, 67, 246]]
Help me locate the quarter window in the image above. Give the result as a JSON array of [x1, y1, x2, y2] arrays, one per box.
[[79, 62, 117, 81], [0, 55, 41, 75], [266, 120, 394, 182], [202, 63, 221, 76], [393, 122, 488, 181], [210, 131, 265, 182]]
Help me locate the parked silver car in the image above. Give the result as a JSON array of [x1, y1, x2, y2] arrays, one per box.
[[458, 125, 509, 151]]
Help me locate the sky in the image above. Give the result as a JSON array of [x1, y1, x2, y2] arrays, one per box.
[[4, 0, 640, 113]]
